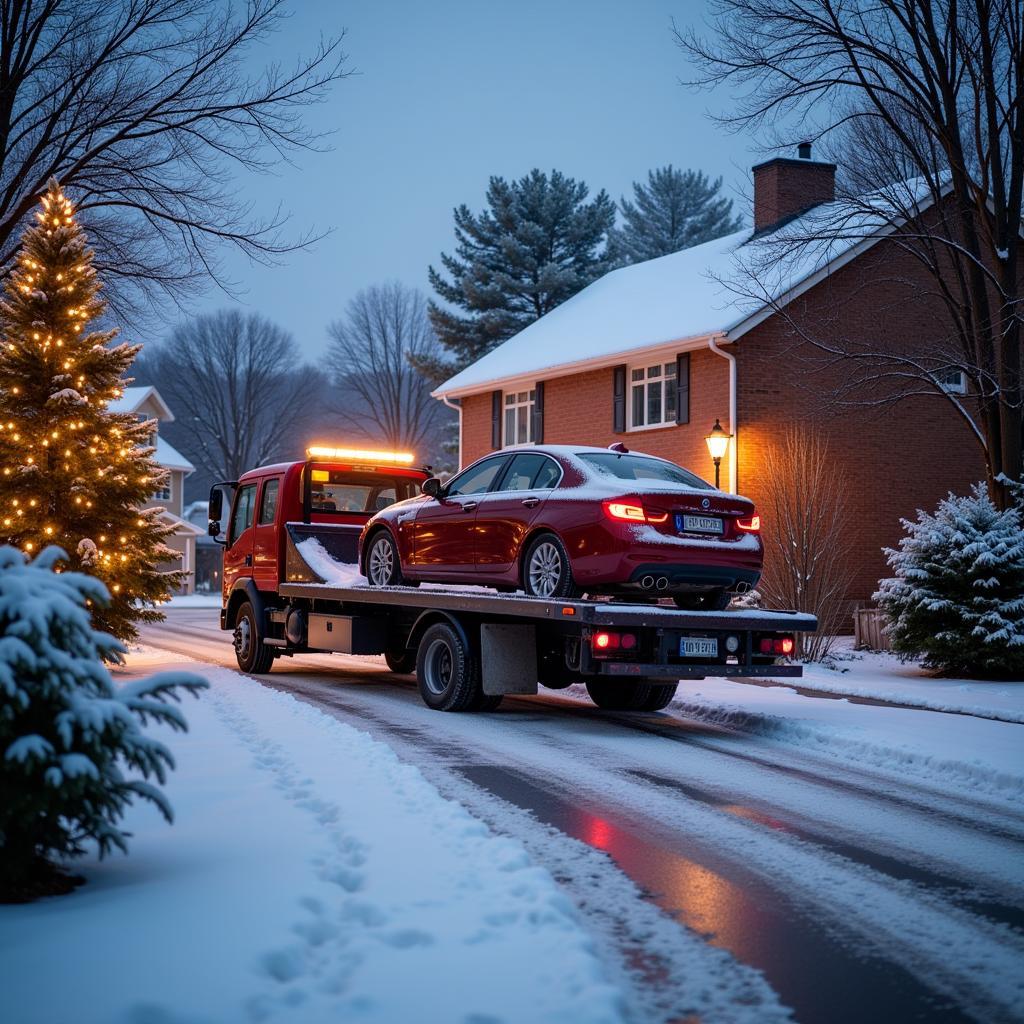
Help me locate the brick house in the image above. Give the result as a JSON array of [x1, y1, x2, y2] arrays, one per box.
[[108, 385, 204, 594], [432, 151, 985, 603]]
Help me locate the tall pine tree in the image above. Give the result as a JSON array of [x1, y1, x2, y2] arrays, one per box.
[[610, 167, 743, 265], [0, 180, 184, 643], [425, 169, 616, 381]]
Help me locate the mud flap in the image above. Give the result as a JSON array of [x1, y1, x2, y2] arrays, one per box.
[[480, 623, 539, 696]]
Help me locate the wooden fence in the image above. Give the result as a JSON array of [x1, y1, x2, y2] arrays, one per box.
[[853, 606, 891, 652]]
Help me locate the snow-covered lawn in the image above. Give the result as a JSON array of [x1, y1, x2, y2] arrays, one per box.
[[165, 590, 223, 608], [778, 638, 1024, 723], [0, 652, 623, 1024]]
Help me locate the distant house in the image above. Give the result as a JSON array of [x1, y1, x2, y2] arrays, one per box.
[[433, 149, 985, 604], [108, 385, 205, 595], [183, 500, 222, 592]]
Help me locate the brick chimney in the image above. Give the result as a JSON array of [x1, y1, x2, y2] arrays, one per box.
[[752, 143, 836, 233]]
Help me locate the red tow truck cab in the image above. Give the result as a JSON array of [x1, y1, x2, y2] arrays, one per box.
[[209, 446, 429, 629]]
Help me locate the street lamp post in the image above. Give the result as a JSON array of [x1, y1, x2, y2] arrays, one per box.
[[704, 418, 732, 489]]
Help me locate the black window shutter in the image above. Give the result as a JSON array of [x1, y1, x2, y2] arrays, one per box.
[[491, 390, 502, 449], [675, 353, 690, 425], [612, 365, 626, 433], [531, 381, 545, 444]]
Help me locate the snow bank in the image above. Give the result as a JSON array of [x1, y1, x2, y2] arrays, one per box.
[[0, 661, 623, 1024], [670, 677, 1024, 804], [789, 639, 1024, 723]]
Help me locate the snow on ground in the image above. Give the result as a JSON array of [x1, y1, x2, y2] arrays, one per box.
[[0, 655, 624, 1024], [666, 674, 1024, 805], [776, 637, 1024, 723], [165, 590, 223, 608]]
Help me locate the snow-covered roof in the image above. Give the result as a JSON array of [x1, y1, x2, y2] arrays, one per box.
[[108, 385, 174, 421], [157, 509, 204, 536], [434, 179, 938, 398], [154, 434, 194, 474]]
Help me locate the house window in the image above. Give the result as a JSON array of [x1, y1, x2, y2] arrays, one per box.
[[504, 389, 536, 446], [153, 480, 171, 501], [937, 368, 967, 395], [629, 362, 677, 429]]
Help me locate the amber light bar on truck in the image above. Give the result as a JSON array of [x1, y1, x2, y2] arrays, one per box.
[[306, 445, 416, 466]]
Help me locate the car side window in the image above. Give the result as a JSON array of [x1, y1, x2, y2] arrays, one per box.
[[532, 457, 561, 489], [257, 478, 280, 526], [496, 453, 549, 492], [229, 483, 257, 545], [446, 457, 507, 497]]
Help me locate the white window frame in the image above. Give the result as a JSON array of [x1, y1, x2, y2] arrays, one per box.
[[503, 388, 536, 447], [627, 361, 678, 431], [937, 368, 967, 395]]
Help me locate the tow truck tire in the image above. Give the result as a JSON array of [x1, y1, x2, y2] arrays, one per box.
[[234, 601, 275, 674], [416, 622, 482, 712], [384, 647, 416, 674], [586, 678, 677, 712]]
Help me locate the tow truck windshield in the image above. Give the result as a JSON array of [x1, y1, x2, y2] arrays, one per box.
[[309, 468, 420, 514]]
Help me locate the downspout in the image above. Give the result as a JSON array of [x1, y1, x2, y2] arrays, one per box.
[[708, 335, 737, 493], [441, 394, 463, 470]]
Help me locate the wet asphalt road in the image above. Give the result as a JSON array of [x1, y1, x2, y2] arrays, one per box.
[[140, 608, 1024, 1024]]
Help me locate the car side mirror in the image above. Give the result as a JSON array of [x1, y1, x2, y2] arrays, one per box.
[[421, 477, 443, 498]]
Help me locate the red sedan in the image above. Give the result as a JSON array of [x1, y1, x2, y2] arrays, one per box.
[[359, 444, 763, 610]]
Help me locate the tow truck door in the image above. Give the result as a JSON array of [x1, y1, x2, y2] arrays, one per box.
[[252, 476, 283, 590], [222, 481, 257, 596]]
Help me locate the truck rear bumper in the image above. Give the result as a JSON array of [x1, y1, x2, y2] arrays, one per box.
[[596, 662, 801, 679]]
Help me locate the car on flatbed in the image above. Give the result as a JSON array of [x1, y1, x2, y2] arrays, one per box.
[[208, 445, 815, 713], [360, 444, 762, 609]]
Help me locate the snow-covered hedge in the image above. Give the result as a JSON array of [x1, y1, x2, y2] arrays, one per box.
[[875, 485, 1024, 677], [0, 546, 206, 897]]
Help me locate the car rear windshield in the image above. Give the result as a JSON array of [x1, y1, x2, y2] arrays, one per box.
[[309, 469, 420, 514], [577, 452, 712, 490]]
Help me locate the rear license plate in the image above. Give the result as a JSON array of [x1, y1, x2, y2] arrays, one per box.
[[677, 514, 724, 534], [681, 637, 718, 658]]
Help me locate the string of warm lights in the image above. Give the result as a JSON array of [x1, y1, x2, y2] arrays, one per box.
[[0, 179, 185, 641]]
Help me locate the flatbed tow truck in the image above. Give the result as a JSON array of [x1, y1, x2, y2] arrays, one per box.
[[209, 448, 817, 713]]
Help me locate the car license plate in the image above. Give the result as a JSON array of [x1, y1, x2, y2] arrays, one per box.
[[677, 514, 724, 534], [681, 637, 718, 658]]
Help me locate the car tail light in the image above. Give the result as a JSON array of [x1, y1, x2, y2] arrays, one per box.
[[736, 514, 761, 532], [603, 500, 668, 525], [759, 636, 795, 656], [592, 631, 637, 655]]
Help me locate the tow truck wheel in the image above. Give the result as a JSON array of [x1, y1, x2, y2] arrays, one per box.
[[585, 678, 677, 712], [384, 647, 416, 674], [416, 622, 482, 712], [234, 601, 275, 674]]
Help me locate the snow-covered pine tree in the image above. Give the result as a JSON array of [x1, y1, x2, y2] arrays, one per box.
[[423, 169, 616, 381], [609, 167, 743, 266], [875, 484, 1024, 677], [0, 180, 184, 643], [0, 545, 205, 899]]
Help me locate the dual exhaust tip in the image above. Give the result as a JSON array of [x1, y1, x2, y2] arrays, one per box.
[[639, 576, 751, 594]]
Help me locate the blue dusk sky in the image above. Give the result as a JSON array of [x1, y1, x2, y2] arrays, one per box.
[[193, 0, 769, 358]]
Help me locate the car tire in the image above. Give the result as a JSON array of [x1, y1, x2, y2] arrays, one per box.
[[522, 532, 579, 599], [384, 647, 416, 673], [586, 678, 677, 712], [233, 601, 275, 674], [416, 622, 483, 712], [365, 530, 414, 587], [673, 589, 731, 611]]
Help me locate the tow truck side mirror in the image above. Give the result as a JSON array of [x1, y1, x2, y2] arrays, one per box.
[[421, 477, 443, 498], [208, 480, 237, 547]]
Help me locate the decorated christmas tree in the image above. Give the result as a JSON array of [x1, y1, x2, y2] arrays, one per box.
[[0, 179, 184, 642]]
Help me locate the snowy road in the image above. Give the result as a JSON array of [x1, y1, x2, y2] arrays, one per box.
[[141, 609, 1024, 1024]]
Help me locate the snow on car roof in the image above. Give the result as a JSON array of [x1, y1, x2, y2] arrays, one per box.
[[434, 177, 939, 398]]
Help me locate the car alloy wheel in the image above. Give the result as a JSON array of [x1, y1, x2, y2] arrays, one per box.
[[528, 540, 563, 597], [368, 533, 396, 586]]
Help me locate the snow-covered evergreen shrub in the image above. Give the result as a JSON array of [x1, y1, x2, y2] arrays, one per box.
[[875, 485, 1024, 676], [0, 546, 206, 896]]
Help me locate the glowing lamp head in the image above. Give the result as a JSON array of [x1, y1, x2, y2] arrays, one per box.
[[306, 445, 416, 466], [705, 419, 732, 462]]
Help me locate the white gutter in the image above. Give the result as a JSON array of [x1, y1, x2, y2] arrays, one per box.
[[441, 394, 463, 470], [708, 336, 737, 493]]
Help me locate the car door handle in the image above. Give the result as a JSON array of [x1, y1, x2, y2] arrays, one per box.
[[462, 501, 479, 512], [521, 497, 540, 508]]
